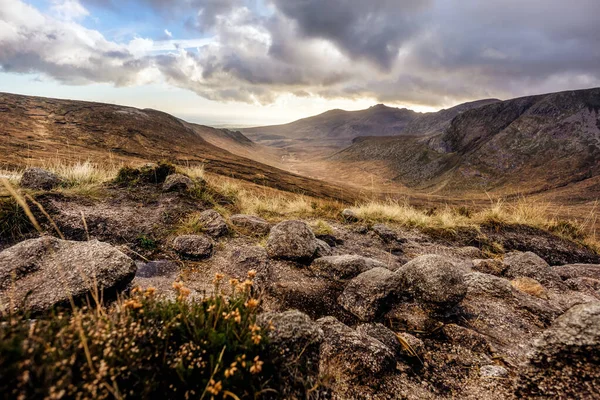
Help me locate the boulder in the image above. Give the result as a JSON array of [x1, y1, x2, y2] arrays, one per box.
[[395, 254, 467, 309], [356, 323, 404, 357], [464, 272, 513, 298], [136, 260, 179, 278], [341, 208, 359, 222], [553, 263, 600, 281], [0, 237, 136, 313], [265, 220, 317, 262], [226, 246, 271, 287], [19, 167, 63, 190], [317, 316, 396, 382], [338, 267, 397, 321], [373, 224, 407, 244], [172, 234, 214, 260], [197, 209, 229, 238], [519, 302, 600, 398], [313, 239, 332, 258], [503, 251, 563, 288], [257, 310, 325, 398], [310, 255, 388, 281], [384, 302, 440, 333], [257, 310, 323, 366], [442, 324, 491, 352], [229, 214, 271, 236], [162, 173, 194, 192]]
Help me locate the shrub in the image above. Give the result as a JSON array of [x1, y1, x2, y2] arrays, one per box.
[[114, 162, 177, 186], [0, 274, 287, 399]]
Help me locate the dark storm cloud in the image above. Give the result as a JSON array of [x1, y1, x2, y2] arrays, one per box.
[[2, 0, 600, 107], [271, 0, 431, 70]]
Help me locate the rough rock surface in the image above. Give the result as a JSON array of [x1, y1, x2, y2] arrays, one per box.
[[229, 214, 271, 236], [162, 173, 194, 192], [19, 167, 63, 190], [503, 251, 563, 288], [172, 234, 214, 260], [519, 302, 600, 398], [265, 220, 317, 262], [0, 237, 136, 313], [310, 254, 387, 280], [395, 254, 467, 308], [341, 208, 358, 222], [135, 260, 179, 278], [338, 267, 396, 321], [197, 209, 229, 238], [317, 316, 396, 382], [553, 263, 600, 281], [314, 239, 332, 258], [373, 223, 407, 244]]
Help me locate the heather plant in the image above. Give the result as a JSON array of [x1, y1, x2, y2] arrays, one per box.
[[0, 272, 283, 400]]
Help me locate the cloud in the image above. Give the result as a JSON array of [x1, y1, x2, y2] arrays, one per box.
[[1, 0, 600, 108]]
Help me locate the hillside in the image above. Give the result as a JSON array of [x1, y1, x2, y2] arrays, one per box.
[[332, 88, 600, 195], [242, 99, 499, 149], [0, 92, 351, 200]]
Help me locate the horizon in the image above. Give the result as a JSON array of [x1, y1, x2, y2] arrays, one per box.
[[1, 1, 599, 125]]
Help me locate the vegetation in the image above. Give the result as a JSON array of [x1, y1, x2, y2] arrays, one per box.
[[0, 273, 292, 399], [114, 162, 176, 186]]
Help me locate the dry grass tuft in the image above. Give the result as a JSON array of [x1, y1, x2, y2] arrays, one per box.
[[179, 164, 206, 181], [511, 277, 548, 299]]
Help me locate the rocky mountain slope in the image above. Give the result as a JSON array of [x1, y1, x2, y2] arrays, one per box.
[[242, 99, 498, 148], [1, 165, 599, 399], [332, 87, 600, 194], [0, 92, 350, 200]]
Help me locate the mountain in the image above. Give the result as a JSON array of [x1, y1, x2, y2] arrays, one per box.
[[332, 87, 600, 194], [242, 99, 499, 149], [0, 92, 350, 200]]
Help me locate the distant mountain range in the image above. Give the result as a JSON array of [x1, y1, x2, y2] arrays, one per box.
[[0, 92, 349, 200], [331, 88, 600, 193], [242, 99, 499, 148]]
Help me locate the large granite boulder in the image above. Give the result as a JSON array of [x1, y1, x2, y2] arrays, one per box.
[[0, 237, 136, 313], [266, 220, 317, 262], [20, 168, 63, 190]]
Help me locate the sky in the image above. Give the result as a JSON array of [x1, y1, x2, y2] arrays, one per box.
[[1, 0, 599, 126]]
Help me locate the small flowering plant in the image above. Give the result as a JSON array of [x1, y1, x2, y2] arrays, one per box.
[[0, 270, 274, 399]]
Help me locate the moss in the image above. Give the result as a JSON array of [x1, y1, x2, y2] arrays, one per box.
[[114, 161, 177, 186]]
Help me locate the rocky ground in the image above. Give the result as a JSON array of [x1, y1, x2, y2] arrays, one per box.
[[1, 166, 600, 399]]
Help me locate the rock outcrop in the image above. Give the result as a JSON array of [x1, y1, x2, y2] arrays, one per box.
[[265, 220, 317, 262], [0, 237, 136, 313], [172, 234, 214, 260], [20, 168, 63, 190]]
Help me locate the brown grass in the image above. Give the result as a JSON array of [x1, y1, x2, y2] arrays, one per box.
[[511, 277, 548, 299]]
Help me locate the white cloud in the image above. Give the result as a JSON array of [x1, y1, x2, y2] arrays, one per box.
[[164, 28, 172, 38], [50, 0, 89, 21]]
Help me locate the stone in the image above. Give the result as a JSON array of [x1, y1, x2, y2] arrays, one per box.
[[172, 234, 214, 260], [162, 173, 194, 192], [257, 310, 323, 365], [503, 251, 563, 288], [384, 302, 438, 333], [553, 263, 600, 281], [0, 237, 136, 313], [341, 208, 359, 222], [257, 310, 325, 398], [356, 323, 404, 357], [265, 220, 317, 262], [338, 267, 396, 321], [480, 365, 508, 378], [443, 324, 490, 352], [519, 302, 600, 398], [19, 167, 63, 190], [310, 255, 388, 281], [373, 224, 407, 244], [395, 254, 467, 309], [136, 260, 179, 278], [197, 209, 229, 238], [464, 272, 513, 298], [313, 239, 332, 258], [317, 316, 396, 382], [229, 214, 271, 236], [226, 246, 271, 287]]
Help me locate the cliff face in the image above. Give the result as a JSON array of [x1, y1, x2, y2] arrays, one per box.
[[332, 88, 600, 193]]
